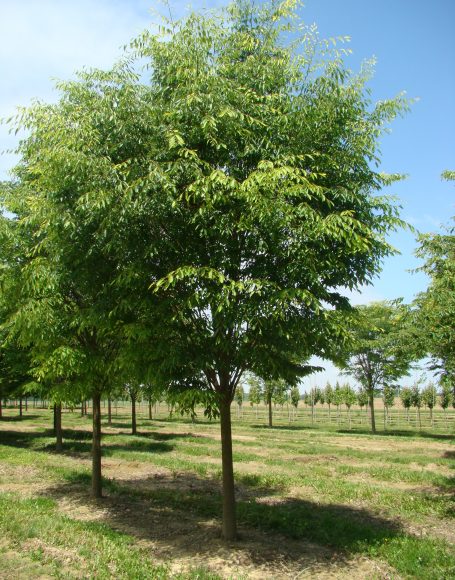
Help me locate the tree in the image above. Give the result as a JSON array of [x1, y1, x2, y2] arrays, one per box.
[[341, 301, 414, 433], [247, 375, 262, 419], [439, 382, 452, 426], [382, 385, 395, 427], [4, 0, 408, 540], [263, 379, 288, 428], [235, 384, 244, 418], [290, 386, 300, 420], [411, 383, 423, 429], [333, 382, 344, 424], [400, 386, 413, 422], [413, 217, 455, 386], [421, 382, 437, 427], [357, 387, 369, 419], [343, 384, 357, 429], [324, 382, 334, 421]]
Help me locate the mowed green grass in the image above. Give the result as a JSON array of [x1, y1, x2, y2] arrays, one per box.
[[0, 404, 454, 579]]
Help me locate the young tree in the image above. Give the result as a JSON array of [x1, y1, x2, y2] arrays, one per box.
[[341, 301, 414, 433], [235, 384, 244, 419], [421, 382, 437, 427], [247, 375, 262, 419], [411, 383, 423, 429], [333, 382, 344, 424], [400, 386, 413, 422], [357, 387, 369, 420], [343, 384, 357, 430], [324, 382, 334, 422], [439, 382, 452, 426], [382, 385, 395, 427], [290, 386, 300, 420]]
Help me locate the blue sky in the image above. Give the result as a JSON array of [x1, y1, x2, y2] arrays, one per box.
[[1, 0, 453, 388]]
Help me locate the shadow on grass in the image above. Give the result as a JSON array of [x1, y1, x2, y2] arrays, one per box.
[[0, 414, 42, 422], [41, 467, 403, 568], [36, 473, 403, 571], [0, 428, 176, 456]]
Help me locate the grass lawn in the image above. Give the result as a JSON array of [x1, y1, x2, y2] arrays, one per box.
[[0, 404, 454, 579]]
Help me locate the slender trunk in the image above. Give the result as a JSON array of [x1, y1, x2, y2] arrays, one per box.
[[54, 403, 63, 452], [0, 398, 2, 418], [148, 398, 153, 420], [328, 403, 331, 422], [219, 390, 237, 540], [19, 397, 23, 417], [92, 392, 102, 498], [131, 394, 137, 435], [25, 397, 28, 411], [368, 389, 376, 434], [430, 407, 433, 427], [268, 395, 273, 428], [107, 398, 112, 426]]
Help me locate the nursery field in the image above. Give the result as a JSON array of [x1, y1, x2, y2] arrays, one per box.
[[0, 405, 454, 579]]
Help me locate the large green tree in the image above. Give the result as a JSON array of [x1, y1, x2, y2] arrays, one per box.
[[340, 302, 414, 433], [123, 1, 407, 538], [3, 0, 408, 539]]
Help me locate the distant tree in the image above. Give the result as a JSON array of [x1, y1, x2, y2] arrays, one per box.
[[333, 382, 344, 423], [343, 384, 357, 429], [411, 383, 423, 429], [235, 384, 244, 419], [382, 385, 396, 427], [357, 387, 369, 417], [290, 386, 300, 420], [341, 301, 414, 433], [400, 386, 413, 422], [324, 382, 334, 421], [247, 375, 262, 419], [421, 382, 437, 427], [439, 382, 452, 426]]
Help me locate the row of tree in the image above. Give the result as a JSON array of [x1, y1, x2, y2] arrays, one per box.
[[0, 1, 452, 540]]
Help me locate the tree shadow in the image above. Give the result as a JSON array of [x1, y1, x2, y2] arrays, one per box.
[[0, 428, 175, 456], [40, 468, 404, 576], [0, 414, 42, 422]]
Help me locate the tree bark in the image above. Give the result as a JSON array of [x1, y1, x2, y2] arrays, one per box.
[[148, 398, 152, 420], [54, 403, 63, 452], [92, 392, 102, 498], [107, 398, 112, 426], [0, 398, 2, 418], [219, 390, 237, 540], [268, 394, 273, 428], [19, 397, 23, 417], [131, 393, 137, 435], [368, 388, 376, 434]]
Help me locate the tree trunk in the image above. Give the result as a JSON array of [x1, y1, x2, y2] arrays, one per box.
[[25, 397, 28, 411], [0, 398, 2, 418], [148, 398, 153, 420], [268, 395, 273, 428], [19, 397, 23, 417], [92, 392, 102, 498], [368, 389, 376, 434], [219, 391, 237, 540], [107, 398, 112, 426], [54, 403, 63, 452], [131, 393, 137, 435]]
